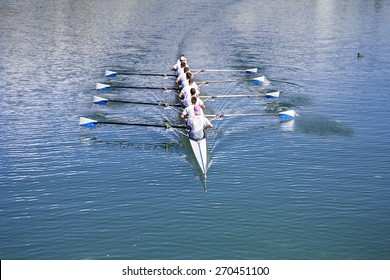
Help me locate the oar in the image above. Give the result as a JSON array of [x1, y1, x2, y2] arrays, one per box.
[[199, 76, 266, 86], [192, 68, 258, 74], [79, 117, 186, 129], [93, 96, 181, 107], [205, 110, 295, 120], [199, 92, 280, 102], [105, 70, 175, 78], [96, 83, 178, 91], [199, 93, 268, 99], [205, 113, 275, 118]]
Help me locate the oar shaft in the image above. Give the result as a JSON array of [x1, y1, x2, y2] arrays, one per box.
[[98, 121, 165, 128], [199, 94, 266, 99], [96, 83, 178, 91], [106, 99, 181, 107], [98, 121, 185, 129], [110, 85, 178, 90], [201, 69, 244, 72], [201, 79, 250, 84], [114, 72, 175, 77], [193, 68, 256, 73], [205, 113, 275, 118], [222, 113, 275, 117]]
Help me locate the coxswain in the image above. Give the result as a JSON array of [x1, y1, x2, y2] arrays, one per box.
[[186, 105, 213, 140]]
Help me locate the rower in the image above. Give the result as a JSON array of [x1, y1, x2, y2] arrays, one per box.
[[179, 78, 200, 103], [181, 95, 205, 119], [186, 105, 213, 140], [171, 55, 188, 74], [175, 66, 190, 86], [187, 77, 200, 92], [180, 72, 194, 88], [176, 61, 187, 77], [182, 88, 205, 108]]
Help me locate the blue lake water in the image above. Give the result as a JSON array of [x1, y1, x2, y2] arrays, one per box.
[[1, 0, 389, 260]]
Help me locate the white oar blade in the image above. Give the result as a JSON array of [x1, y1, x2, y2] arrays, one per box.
[[105, 70, 117, 78], [252, 76, 266, 85], [79, 117, 98, 128], [245, 68, 257, 74], [266, 91, 280, 99], [96, 83, 110, 90], [93, 96, 109, 105], [279, 110, 295, 120]]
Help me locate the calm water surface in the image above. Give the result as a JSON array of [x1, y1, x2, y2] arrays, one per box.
[[1, 0, 389, 259]]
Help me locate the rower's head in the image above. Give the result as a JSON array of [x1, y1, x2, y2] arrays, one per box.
[[184, 66, 190, 73], [194, 105, 201, 115], [180, 61, 186, 68], [191, 96, 197, 105], [180, 55, 186, 62], [190, 88, 196, 96], [186, 72, 193, 80]]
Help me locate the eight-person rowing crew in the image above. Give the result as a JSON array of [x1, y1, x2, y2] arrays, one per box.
[[171, 55, 212, 140]]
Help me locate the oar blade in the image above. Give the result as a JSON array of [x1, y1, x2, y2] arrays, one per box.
[[245, 68, 258, 74], [105, 70, 117, 78], [96, 83, 110, 90], [93, 96, 109, 105], [265, 91, 280, 99], [252, 76, 266, 85], [279, 110, 295, 120], [79, 117, 98, 128]]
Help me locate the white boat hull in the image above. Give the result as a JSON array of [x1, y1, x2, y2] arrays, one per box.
[[189, 137, 208, 178]]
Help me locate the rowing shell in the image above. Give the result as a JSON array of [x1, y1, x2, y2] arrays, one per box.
[[189, 137, 208, 178], [174, 73, 209, 179], [181, 108, 209, 179]]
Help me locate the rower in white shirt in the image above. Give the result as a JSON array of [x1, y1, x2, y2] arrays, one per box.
[[182, 88, 205, 108], [186, 106, 213, 140], [171, 54, 187, 74], [175, 66, 190, 85], [181, 77, 200, 94], [176, 61, 187, 77], [178, 78, 199, 103], [181, 96, 205, 119], [180, 72, 194, 88]]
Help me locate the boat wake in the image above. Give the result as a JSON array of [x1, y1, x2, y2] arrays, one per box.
[[295, 115, 354, 137]]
